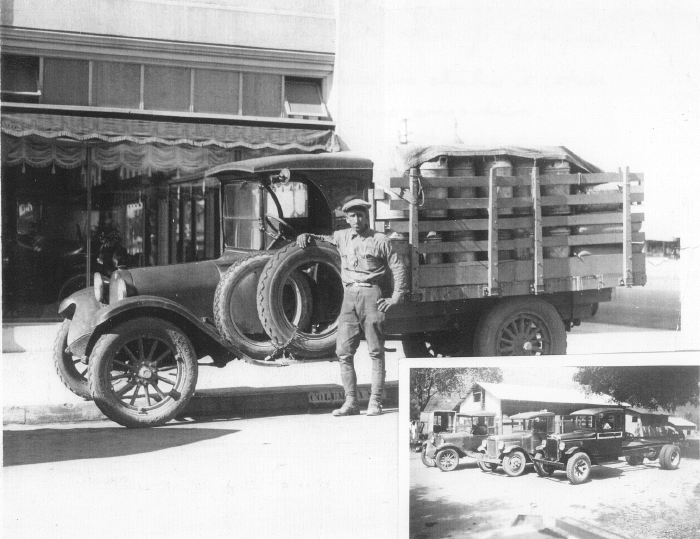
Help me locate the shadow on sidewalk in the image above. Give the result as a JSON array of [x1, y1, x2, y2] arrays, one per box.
[[3, 426, 238, 466]]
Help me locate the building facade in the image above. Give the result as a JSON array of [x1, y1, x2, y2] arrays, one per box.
[[1, 0, 338, 320]]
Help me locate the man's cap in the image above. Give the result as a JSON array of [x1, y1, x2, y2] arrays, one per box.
[[341, 198, 372, 212]]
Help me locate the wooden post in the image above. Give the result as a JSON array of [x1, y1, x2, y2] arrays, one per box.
[[531, 166, 544, 294], [485, 167, 500, 296], [84, 145, 92, 287], [409, 167, 420, 299], [622, 167, 633, 286]]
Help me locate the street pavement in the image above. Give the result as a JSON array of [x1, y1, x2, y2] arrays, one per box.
[[3, 411, 400, 539]]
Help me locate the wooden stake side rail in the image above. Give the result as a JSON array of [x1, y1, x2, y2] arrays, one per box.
[[373, 167, 645, 302], [389, 172, 644, 188]]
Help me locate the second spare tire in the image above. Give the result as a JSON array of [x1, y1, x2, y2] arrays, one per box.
[[214, 252, 313, 359], [257, 241, 344, 358]]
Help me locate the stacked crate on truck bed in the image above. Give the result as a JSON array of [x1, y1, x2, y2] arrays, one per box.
[[372, 157, 645, 302]]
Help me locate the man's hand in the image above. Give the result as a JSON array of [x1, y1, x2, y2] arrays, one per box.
[[376, 298, 398, 313], [296, 233, 312, 248]]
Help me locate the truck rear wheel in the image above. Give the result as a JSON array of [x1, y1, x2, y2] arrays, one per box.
[[625, 454, 644, 466], [566, 452, 591, 484], [659, 444, 681, 470], [89, 318, 198, 428], [257, 242, 343, 358], [533, 452, 555, 477], [477, 460, 497, 472], [474, 297, 566, 356], [214, 253, 313, 359]]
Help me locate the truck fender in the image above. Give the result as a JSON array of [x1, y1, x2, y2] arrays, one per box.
[[433, 444, 466, 458], [88, 295, 250, 361], [565, 446, 582, 456], [503, 445, 528, 458]]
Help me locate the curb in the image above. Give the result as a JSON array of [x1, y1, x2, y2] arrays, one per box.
[[3, 382, 399, 426]]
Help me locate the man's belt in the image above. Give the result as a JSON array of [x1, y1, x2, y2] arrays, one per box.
[[345, 282, 376, 288]]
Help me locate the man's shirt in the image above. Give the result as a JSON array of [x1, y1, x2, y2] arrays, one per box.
[[315, 227, 408, 302]]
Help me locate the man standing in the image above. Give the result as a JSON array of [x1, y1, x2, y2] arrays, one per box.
[[296, 198, 407, 416]]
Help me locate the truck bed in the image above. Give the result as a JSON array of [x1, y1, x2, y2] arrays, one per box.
[[373, 168, 645, 302]]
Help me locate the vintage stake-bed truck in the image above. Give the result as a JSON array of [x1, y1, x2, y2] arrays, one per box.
[[531, 408, 682, 484], [421, 411, 497, 471], [472, 411, 557, 476], [55, 147, 646, 427]]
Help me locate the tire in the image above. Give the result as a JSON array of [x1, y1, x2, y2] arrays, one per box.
[[89, 318, 198, 428], [436, 448, 460, 472], [257, 242, 343, 358], [533, 452, 554, 477], [474, 296, 567, 356], [566, 452, 591, 485], [659, 444, 681, 470], [53, 319, 92, 400], [477, 460, 497, 473], [214, 253, 313, 359], [625, 454, 644, 466], [502, 450, 528, 477], [421, 448, 436, 468]]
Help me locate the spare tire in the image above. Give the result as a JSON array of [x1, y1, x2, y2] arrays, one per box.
[[257, 241, 343, 358], [214, 253, 313, 359]]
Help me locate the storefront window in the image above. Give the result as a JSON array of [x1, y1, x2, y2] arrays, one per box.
[[242, 73, 282, 117], [43, 58, 89, 106], [1, 55, 40, 103], [93, 61, 141, 109], [194, 69, 240, 114], [143, 65, 190, 112]]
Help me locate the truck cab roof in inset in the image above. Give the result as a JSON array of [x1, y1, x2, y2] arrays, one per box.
[[571, 407, 625, 416]]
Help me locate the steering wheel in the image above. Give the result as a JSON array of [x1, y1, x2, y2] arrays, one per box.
[[264, 214, 298, 246]]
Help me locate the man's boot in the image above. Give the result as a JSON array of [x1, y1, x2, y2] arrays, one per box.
[[332, 362, 359, 416], [366, 368, 385, 416]]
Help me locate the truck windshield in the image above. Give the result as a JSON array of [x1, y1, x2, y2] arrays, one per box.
[[526, 417, 554, 433], [222, 180, 308, 249]]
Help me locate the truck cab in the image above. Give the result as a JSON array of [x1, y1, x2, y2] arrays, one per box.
[[422, 411, 497, 472], [474, 411, 555, 476], [532, 407, 682, 484]]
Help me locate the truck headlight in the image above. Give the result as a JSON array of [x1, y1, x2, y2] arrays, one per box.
[[558, 442, 566, 451], [498, 441, 505, 451], [115, 277, 128, 302], [93, 272, 105, 303]]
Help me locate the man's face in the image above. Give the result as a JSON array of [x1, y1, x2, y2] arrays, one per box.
[[345, 209, 368, 233]]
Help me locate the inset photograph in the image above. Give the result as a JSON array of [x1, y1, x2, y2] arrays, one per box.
[[404, 360, 699, 539]]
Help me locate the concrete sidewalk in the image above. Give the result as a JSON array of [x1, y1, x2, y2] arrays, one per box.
[[3, 322, 401, 425]]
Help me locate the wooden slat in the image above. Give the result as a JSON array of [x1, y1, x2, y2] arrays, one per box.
[[542, 212, 643, 227], [416, 253, 645, 288], [391, 171, 643, 189]]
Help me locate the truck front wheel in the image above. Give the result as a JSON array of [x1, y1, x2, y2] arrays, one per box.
[[474, 297, 566, 356], [436, 449, 460, 472], [502, 450, 528, 477], [89, 318, 198, 428], [566, 453, 591, 484]]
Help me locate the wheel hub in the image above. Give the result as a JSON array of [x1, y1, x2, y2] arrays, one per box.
[[137, 364, 154, 380]]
